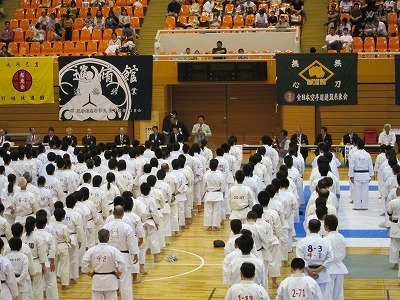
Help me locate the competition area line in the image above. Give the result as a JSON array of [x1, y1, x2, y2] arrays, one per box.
[[208, 288, 217, 300], [386, 290, 390, 300], [141, 248, 205, 282]]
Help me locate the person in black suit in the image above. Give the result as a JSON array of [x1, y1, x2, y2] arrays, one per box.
[[82, 128, 97, 146], [290, 127, 309, 161], [314, 126, 332, 155], [343, 127, 359, 145], [149, 126, 165, 145], [43, 127, 59, 144], [0, 128, 11, 146], [169, 126, 183, 144], [114, 127, 130, 145], [169, 116, 189, 142], [162, 111, 177, 135], [62, 127, 78, 147]]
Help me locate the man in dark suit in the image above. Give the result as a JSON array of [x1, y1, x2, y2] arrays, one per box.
[[169, 116, 189, 142], [314, 126, 332, 155], [149, 126, 165, 145], [43, 127, 59, 143], [62, 127, 78, 147], [0, 128, 11, 146], [169, 126, 183, 144], [343, 127, 359, 145], [290, 126, 309, 161], [114, 127, 130, 145], [82, 128, 97, 146]]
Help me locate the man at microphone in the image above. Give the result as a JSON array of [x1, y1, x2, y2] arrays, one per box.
[[191, 115, 212, 143]]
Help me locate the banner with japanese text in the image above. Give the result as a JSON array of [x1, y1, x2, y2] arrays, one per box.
[[0, 57, 54, 105], [276, 53, 358, 105], [58, 56, 153, 121]]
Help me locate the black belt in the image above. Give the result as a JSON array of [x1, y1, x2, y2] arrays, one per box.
[[157, 208, 161, 210], [239, 205, 250, 211], [257, 246, 265, 251], [354, 170, 369, 173], [63, 191, 68, 193], [207, 189, 221, 192], [1, 280, 5, 284], [70, 232, 76, 235], [120, 250, 129, 253], [88, 218, 93, 221], [98, 210, 102, 214], [15, 274, 20, 278], [308, 265, 322, 269], [108, 202, 114, 205], [392, 219, 398, 223], [93, 271, 117, 276], [21, 212, 33, 217], [0, 235, 5, 237]]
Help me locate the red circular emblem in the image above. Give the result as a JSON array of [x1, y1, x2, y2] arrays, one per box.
[[12, 70, 32, 92], [284, 91, 296, 103]]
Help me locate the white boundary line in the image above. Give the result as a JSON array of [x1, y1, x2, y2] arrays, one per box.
[[141, 248, 205, 282]]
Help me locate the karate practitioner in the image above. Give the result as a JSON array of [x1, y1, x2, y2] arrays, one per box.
[[0, 238, 19, 300], [228, 170, 254, 222]]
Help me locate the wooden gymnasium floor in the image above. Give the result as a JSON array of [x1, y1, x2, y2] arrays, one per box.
[[59, 157, 399, 300]]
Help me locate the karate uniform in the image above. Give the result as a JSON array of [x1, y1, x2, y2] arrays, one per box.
[[374, 152, 387, 195], [229, 145, 243, 171], [155, 179, 173, 237], [200, 146, 213, 168], [164, 173, 179, 232], [44, 175, 65, 205], [296, 233, 334, 300], [229, 254, 266, 288], [263, 144, 279, 174], [6, 251, 29, 300], [137, 194, 161, 255], [38, 186, 54, 216], [276, 273, 323, 300], [203, 169, 226, 227], [387, 197, 400, 264], [170, 169, 187, 227], [1, 185, 20, 224], [348, 148, 374, 210], [12, 190, 38, 225], [323, 231, 348, 300], [82, 243, 126, 300], [225, 280, 270, 300], [103, 219, 139, 300], [0, 214, 12, 246], [0, 254, 19, 300], [228, 183, 254, 221], [51, 220, 70, 286]]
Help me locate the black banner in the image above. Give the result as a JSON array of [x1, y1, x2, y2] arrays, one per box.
[[276, 53, 358, 105], [58, 56, 152, 120], [395, 55, 400, 105]]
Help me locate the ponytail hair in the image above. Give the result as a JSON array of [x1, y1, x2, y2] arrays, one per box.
[[7, 174, 16, 194], [25, 216, 36, 237], [106, 172, 115, 191]]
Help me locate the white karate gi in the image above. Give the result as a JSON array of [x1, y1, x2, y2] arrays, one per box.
[[263, 144, 279, 174], [0, 254, 19, 300], [203, 169, 226, 227], [82, 243, 126, 300], [387, 197, 400, 264], [229, 145, 243, 173], [276, 273, 323, 300], [170, 169, 187, 227], [6, 251, 29, 300], [164, 172, 179, 232], [38, 186, 54, 217], [348, 148, 374, 210], [44, 175, 65, 204], [0, 215, 12, 246], [225, 280, 270, 300], [12, 190, 38, 225], [51, 220, 70, 286], [323, 231, 348, 300], [229, 254, 266, 288], [228, 183, 254, 221], [137, 194, 161, 254]]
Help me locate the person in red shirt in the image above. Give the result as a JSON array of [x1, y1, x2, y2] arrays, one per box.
[[0, 21, 14, 44]]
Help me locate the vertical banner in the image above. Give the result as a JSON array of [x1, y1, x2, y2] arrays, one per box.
[[58, 56, 153, 120], [0, 57, 54, 104], [276, 53, 358, 105]]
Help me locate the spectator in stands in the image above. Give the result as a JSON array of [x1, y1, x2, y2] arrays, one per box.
[[83, 12, 94, 33], [64, 14, 74, 41], [339, 27, 353, 51], [121, 23, 135, 41], [47, 13, 58, 31], [237, 48, 248, 59], [52, 23, 62, 41], [167, 0, 181, 18], [384, 0, 395, 13], [0, 21, 14, 44], [376, 19, 388, 37], [361, 18, 377, 38], [212, 40, 227, 59], [324, 27, 340, 51], [0, 45, 13, 57], [339, 0, 352, 13], [267, 10, 278, 26], [94, 10, 105, 30], [350, 3, 363, 36], [38, 11, 50, 28], [105, 10, 119, 29], [243, 0, 256, 16], [92, 0, 106, 7], [105, 32, 122, 55], [337, 17, 351, 35], [233, 0, 244, 15], [310, 47, 316, 53], [290, 0, 305, 20], [69, 1, 78, 21], [375, 4, 388, 24], [255, 8, 268, 27], [26, 23, 45, 42], [202, 0, 215, 17], [119, 9, 131, 28], [275, 15, 290, 28], [189, 0, 201, 16], [209, 10, 221, 27], [326, 3, 339, 29], [362, 0, 376, 19]]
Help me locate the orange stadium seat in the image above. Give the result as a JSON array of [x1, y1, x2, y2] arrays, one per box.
[[389, 36, 399, 51], [225, 4, 234, 14], [74, 18, 84, 29], [98, 40, 108, 53], [127, 0, 136, 5], [280, 14, 290, 23], [245, 14, 255, 27], [75, 41, 86, 55], [134, 6, 144, 18], [352, 37, 363, 53], [389, 24, 398, 36], [41, 41, 53, 55], [25, 9, 36, 21], [63, 41, 75, 55], [258, 3, 268, 11], [91, 28, 103, 41], [86, 40, 98, 55], [112, 6, 121, 15], [376, 36, 388, 52], [130, 16, 140, 29], [221, 15, 233, 28], [80, 29, 91, 41], [188, 15, 198, 22], [177, 16, 187, 24], [388, 13, 397, 25], [29, 42, 41, 55], [80, 7, 90, 17], [103, 28, 113, 40], [363, 36, 375, 57], [139, 0, 148, 8], [20, 19, 30, 30], [9, 19, 19, 30], [42, 0, 52, 7], [36, 8, 46, 18], [233, 15, 244, 28], [115, 28, 122, 36], [19, 42, 29, 56], [52, 0, 62, 7], [14, 30, 25, 43], [14, 9, 25, 20], [165, 16, 176, 29], [116, 0, 127, 5], [0, 42, 5, 49], [53, 41, 63, 55], [25, 30, 34, 40], [340, 13, 350, 21], [8, 42, 18, 55], [124, 7, 133, 16], [57, 7, 68, 18], [20, 0, 31, 9], [30, 0, 41, 8], [180, 5, 190, 17], [75, 0, 83, 7], [47, 8, 56, 16], [72, 29, 80, 41]]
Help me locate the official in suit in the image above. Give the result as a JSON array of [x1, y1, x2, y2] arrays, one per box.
[[149, 126, 165, 145], [0, 128, 11, 146], [82, 128, 97, 146], [314, 126, 332, 155], [114, 127, 130, 145], [343, 127, 359, 145], [290, 126, 309, 161], [62, 127, 78, 147], [191, 115, 212, 143], [26, 127, 41, 145], [169, 126, 184, 144], [169, 117, 190, 142], [43, 127, 59, 143]]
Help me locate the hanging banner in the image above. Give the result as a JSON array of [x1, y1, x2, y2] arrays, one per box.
[[58, 56, 153, 121], [0, 57, 54, 105], [276, 53, 358, 105]]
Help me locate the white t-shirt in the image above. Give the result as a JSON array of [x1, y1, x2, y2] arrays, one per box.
[[326, 34, 339, 44]]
